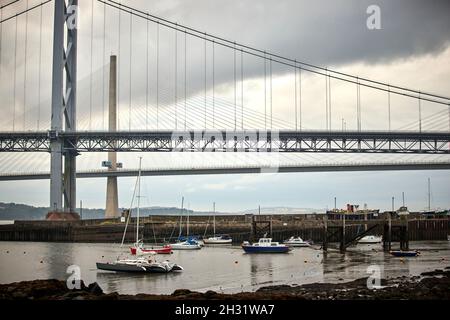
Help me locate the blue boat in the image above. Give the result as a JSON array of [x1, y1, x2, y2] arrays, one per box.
[[242, 237, 291, 253], [390, 250, 419, 257]]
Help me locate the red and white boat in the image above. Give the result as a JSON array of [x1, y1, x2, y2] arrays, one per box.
[[130, 241, 172, 255]]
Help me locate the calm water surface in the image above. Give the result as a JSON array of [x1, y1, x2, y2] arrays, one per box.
[[0, 241, 449, 295]]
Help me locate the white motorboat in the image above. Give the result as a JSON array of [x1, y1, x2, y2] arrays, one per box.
[[358, 235, 382, 244], [447, 235, 450, 241], [204, 202, 233, 244], [283, 236, 310, 247]]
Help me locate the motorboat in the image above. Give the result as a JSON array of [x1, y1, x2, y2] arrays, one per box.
[[283, 236, 310, 247], [96, 255, 183, 273], [447, 235, 450, 241], [390, 250, 419, 257], [130, 240, 172, 255], [358, 235, 382, 244], [242, 237, 291, 253], [204, 202, 233, 244], [204, 235, 232, 244]]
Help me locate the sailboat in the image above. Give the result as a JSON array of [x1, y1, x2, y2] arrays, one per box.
[[170, 197, 202, 250], [96, 157, 182, 273], [128, 158, 172, 255], [204, 202, 232, 244]]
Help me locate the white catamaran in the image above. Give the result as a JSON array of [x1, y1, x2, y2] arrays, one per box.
[[96, 157, 182, 273]]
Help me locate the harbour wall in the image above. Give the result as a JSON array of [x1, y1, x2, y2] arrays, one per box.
[[0, 215, 448, 243]]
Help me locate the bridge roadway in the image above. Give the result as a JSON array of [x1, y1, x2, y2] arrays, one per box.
[[1, 162, 449, 181], [1, 130, 450, 153]]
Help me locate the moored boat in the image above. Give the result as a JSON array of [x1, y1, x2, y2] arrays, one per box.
[[130, 241, 172, 255], [204, 203, 233, 244], [171, 239, 202, 250], [204, 235, 232, 244], [96, 255, 183, 273], [283, 236, 310, 247], [242, 237, 291, 253], [358, 235, 382, 244], [389, 250, 419, 257]]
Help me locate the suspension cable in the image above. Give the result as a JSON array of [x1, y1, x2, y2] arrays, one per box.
[[204, 36, 207, 129], [146, 18, 149, 130], [325, 68, 328, 130], [174, 25, 177, 129], [102, 2, 106, 130], [270, 57, 272, 129], [89, 0, 94, 130], [117, 7, 121, 130], [234, 42, 236, 130], [12, 16, 17, 131], [184, 29, 187, 130], [99, 0, 450, 106], [23, 0, 28, 130], [128, 12, 133, 131], [388, 85, 391, 131], [418, 93, 422, 133], [329, 73, 332, 130], [0, 0, 51, 24], [156, 22, 159, 129], [37, 1, 43, 130], [299, 67, 302, 130], [241, 49, 243, 129], [294, 61, 297, 130], [264, 52, 266, 129], [212, 40, 215, 128]]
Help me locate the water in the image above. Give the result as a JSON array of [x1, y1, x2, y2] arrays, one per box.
[[0, 241, 449, 295]]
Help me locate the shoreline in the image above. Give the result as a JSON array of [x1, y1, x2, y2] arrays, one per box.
[[1, 267, 449, 300]]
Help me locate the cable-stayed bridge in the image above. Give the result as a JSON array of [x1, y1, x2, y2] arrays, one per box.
[[0, 0, 449, 214]]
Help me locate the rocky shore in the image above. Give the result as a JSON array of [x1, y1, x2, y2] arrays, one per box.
[[1, 267, 449, 300]]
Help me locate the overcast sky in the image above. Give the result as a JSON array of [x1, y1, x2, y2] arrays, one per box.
[[0, 0, 449, 212]]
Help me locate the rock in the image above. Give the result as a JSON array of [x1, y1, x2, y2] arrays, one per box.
[[171, 289, 192, 296]]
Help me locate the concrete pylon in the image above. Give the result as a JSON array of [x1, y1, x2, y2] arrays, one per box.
[[105, 56, 119, 218]]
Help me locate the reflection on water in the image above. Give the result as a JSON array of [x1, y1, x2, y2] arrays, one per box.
[[0, 241, 449, 295]]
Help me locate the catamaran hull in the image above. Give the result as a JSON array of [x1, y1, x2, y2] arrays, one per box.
[[242, 245, 290, 253], [96, 262, 182, 273]]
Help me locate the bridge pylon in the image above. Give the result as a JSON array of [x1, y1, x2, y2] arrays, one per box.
[[47, 0, 79, 220]]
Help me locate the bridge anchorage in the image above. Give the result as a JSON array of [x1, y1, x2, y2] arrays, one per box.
[[1, 0, 449, 221]]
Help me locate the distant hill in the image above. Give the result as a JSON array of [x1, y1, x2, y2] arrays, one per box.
[[0, 202, 322, 220]]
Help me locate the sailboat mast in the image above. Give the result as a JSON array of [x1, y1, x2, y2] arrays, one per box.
[[428, 177, 431, 211], [136, 157, 142, 243], [187, 202, 190, 236], [179, 196, 184, 238], [213, 202, 216, 237]]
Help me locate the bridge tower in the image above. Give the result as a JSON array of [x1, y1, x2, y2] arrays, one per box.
[[47, 0, 79, 219], [105, 55, 120, 218]]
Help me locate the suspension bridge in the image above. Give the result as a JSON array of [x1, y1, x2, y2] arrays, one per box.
[[0, 0, 449, 215]]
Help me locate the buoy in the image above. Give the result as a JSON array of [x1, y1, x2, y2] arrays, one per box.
[[304, 260, 307, 263], [234, 261, 238, 264], [6, 251, 9, 253], [40, 260, 43, 264], [23, 251, 26, 254]]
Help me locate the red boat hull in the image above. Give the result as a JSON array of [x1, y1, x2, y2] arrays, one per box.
[[130, 245, 173, 255]]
